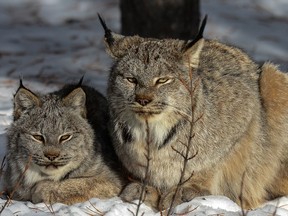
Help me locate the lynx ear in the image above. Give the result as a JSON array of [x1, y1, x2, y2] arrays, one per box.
[[183, 15, 207, 68], [183, 38, 205, 68], [63, 87, 86, 118], [14, 83, 41, 120], [98, 14, 143, 59]]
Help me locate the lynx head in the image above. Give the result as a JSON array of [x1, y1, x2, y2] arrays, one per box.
[[8, 82, 95, 180], [99, 15, 207, 123]]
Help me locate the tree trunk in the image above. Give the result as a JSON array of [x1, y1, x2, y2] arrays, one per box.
[[120, 0, 200, 40]]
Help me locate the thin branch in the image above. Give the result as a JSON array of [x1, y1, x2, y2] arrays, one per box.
[[193, 113, 204, 124], [178, 140, 189, 148], [0, 156, 6, 178], [166, 57, 202, 216], [128, 208, 136, 216], [180, 171, 195, 186], [171, 146, 185, 158], [0, 156, 32, 214], [0, 156, 6, 197], [239, 172, 246, 216], [135, 119, 151, 216], [44, 202, 56, 216], [187, 150, 198, 161], [178, 77, 192, 95], [271, 199, 280, 216]]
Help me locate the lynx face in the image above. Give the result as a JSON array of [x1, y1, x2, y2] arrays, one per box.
[[8, 87, 94, 182], [108, 40, 201, 124]]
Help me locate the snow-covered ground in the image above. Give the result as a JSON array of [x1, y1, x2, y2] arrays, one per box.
[[0, 0, 287, 215]]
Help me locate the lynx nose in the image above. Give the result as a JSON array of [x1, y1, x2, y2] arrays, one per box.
[[44, 150, 60, 161], [135, 96, 152, 106]]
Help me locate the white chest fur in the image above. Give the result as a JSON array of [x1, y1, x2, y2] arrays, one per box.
[[116, 113, 189, 189], [23, 163, 73, 186]]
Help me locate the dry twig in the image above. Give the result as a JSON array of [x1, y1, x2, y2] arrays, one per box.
[[135, 119, 152, 216], [166, 58, 202, 216], [0, 156, 32, 214]]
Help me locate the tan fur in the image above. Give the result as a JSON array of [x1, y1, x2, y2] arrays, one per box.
[[260, 63, 288, 198], [31, 170, 120, 204]]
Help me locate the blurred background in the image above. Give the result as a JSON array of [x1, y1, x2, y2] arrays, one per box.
[[0, 0, 287, 131], [0, 0, 287, 90]]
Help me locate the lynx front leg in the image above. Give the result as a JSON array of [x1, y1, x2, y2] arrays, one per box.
[[120, 182, 160, 210], [159, 184, 210, 210], [31, 176, 121, 205]]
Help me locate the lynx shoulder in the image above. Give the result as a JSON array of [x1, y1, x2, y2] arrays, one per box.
[[99, 15, 288, 210], [4, 81, 122, 204]]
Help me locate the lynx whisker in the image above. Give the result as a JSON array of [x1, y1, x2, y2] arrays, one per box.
[[157, 102, 192, 121]]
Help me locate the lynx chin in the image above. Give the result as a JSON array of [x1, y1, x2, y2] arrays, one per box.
[[4, 81, 123, 204], [99, 15, 288, 210]]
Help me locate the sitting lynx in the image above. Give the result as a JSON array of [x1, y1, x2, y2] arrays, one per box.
[[4, 81, 122, 204], [99, 15, 288, 210]]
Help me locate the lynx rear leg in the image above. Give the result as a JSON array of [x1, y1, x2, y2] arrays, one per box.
[[260, 62, 288, 197], [260, 62, 288, 118]]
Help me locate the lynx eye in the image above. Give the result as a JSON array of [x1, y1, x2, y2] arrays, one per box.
[[32, 134, 45, 143], [59, 134, 72, 143], [126, 77, 137, 84], [155, 77, 171, 85]]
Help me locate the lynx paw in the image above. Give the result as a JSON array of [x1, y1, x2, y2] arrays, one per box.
[[31, 180, 59, 204], [120, 182, 160, 209], [159, 185, 210, 210]]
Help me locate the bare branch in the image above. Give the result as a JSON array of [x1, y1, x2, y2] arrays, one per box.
[[0, 156, 32, 214], [0, 156, 6, 177], [178, 140, 189, 148], [135, 119, 151, 216], [191, 78, 201, 94], [193, 113, 204, 124], [271, 199, 280, 216], [178, 77, 192, 95], [180, 171, 194, 186], [239, 172, 246, 216], [187, 151, 198, 161], [171, 146, 186, 159], [128, 208, 136, 216], [44, 202, 56, 216], [85, 200, 104, 216], [166, 54, 203, 216]]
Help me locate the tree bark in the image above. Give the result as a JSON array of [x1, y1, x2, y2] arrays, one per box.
[[120, 0, 200, 40]]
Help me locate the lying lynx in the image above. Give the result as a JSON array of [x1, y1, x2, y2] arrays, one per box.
[[4, 81, 122, 204], [99, 15, 288, 210]]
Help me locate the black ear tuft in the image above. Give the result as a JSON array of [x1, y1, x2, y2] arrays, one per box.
[[63, 87, 87, 118], [17, 77, 30, 92], [197, 15, 208, 40], [19, 78, 24, 89], [98, 13, 114, 46], [77, 74, 85, 87], [13, 84, 41, 120], [185, 15, 208, 50]]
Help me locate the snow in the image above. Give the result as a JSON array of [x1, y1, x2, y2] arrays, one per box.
[[0, 0, 287, 215]]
